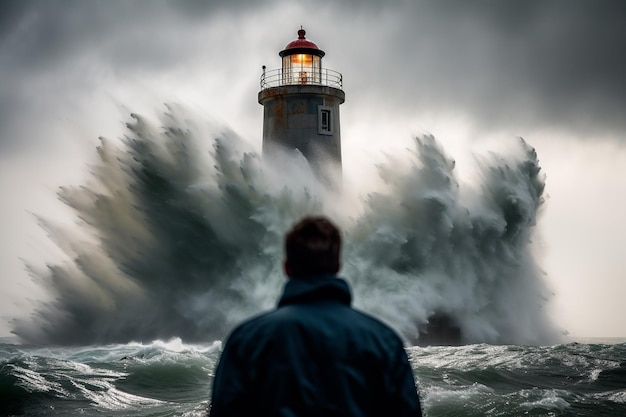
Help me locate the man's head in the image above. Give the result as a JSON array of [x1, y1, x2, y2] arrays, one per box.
[[284, 216, 341, 278]]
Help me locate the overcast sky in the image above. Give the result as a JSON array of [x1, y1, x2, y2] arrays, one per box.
[[1, 0, 626, 339]]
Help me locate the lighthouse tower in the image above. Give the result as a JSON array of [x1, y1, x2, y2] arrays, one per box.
[[259, 28, 345, 183]]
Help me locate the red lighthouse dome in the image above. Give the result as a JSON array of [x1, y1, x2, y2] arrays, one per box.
[[280, 28, 325, 58]]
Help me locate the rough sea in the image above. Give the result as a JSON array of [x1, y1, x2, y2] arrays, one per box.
[[2, 338, 625, 416], [5, 107, 624, 415]]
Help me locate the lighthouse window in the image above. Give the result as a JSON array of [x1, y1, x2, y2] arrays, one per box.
[[318, 107, 332, 135]]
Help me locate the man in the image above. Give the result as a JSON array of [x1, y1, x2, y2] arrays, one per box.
[[209, 216, 423, 416]]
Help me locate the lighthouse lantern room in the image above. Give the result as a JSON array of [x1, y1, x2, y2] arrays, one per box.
[[279, 27, 325, 85]]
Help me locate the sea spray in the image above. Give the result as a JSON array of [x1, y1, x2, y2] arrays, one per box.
[[13, 105, 337, 345], [344, 136, 555, 344], [13, 105, 559, 345]]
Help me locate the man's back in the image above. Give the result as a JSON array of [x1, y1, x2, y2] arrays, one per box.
[[209, 276, 422, 416]]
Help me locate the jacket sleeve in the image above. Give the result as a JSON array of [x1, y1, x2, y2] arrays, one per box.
[[385, 343, 423, 417], [208, 334, 251, 417]]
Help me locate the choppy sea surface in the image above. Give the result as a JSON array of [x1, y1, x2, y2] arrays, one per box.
[[1, 338, 625, 416]]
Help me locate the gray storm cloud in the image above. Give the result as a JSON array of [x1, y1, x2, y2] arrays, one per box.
[[2, 0, 625, 149], [330, 0, 626, 136]]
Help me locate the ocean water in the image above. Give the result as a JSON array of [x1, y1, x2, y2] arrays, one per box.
[[2, 338, 625, 416]]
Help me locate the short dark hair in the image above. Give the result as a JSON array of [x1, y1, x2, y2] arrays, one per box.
[[285, 216, 341, 277]]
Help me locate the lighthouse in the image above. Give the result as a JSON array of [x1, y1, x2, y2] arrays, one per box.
[[259, 28, 345, 184]]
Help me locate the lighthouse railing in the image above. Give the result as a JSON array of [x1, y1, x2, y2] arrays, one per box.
[[260, 68, 343, 90]]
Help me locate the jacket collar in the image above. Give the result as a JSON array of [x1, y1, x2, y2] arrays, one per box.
[[277, 275, 352, 307]]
